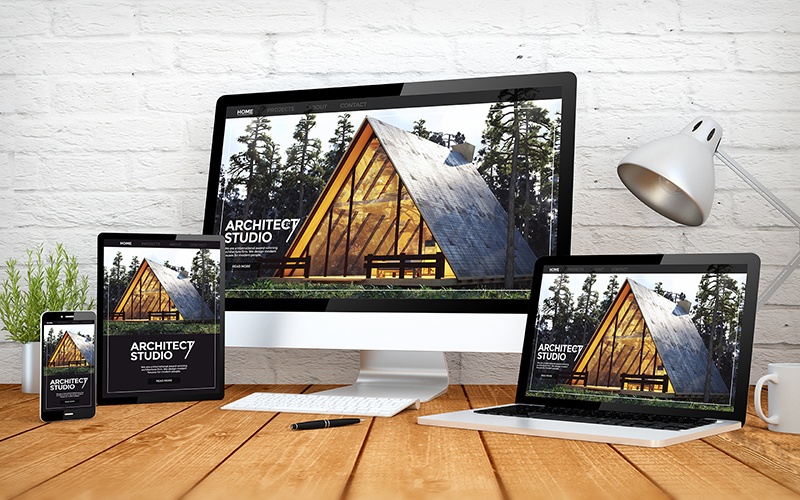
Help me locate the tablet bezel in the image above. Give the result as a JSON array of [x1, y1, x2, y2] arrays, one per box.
[[97, 232, 225, 404]]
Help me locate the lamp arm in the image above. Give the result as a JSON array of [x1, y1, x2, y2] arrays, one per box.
[[715, 149, 800, 229], [715, 149, 800, 308]]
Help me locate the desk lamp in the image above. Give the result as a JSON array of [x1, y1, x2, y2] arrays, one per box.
[[617, 116, 800, 308]]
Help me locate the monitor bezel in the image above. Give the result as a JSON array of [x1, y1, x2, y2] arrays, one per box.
[[203, 72, 577, 314], [515, 253, 761, 424]]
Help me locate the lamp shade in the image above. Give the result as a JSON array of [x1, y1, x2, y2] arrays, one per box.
[[617, 117, 722, 226]]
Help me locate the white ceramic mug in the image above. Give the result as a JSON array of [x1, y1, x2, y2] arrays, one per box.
[[754, 363, 800, 434]]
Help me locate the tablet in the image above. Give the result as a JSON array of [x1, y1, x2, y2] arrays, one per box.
[[97, 233, 225, 404]]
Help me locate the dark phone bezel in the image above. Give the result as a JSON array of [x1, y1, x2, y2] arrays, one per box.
[[96, 232, 225, 405], [513, 253, 760, 425], [40, 310, 97, 422]]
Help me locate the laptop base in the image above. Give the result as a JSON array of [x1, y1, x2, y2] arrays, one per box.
[[418, 408, 741, 448]]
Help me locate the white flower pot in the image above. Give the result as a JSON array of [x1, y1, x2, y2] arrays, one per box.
[[21, 341, 40, 394]]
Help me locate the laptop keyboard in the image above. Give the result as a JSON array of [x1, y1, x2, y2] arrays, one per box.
[[475, 405, 717, 431]]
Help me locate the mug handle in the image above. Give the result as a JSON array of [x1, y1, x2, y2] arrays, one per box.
[[754, 373, 779, 425]]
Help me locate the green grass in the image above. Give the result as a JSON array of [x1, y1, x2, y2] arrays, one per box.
[[227, 279, 530, 300], [526, 384, 734, 412], [43, 366, 94, 377], [104, 321, 219, 336]]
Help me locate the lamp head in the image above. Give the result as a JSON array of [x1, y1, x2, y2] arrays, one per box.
[[617, 117, 722, 226]]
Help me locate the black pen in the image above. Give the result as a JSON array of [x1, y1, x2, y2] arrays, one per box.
[[290, 418, 363, 430]]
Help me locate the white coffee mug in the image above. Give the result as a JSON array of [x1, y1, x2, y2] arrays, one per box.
[[754, 363, 800, 434]]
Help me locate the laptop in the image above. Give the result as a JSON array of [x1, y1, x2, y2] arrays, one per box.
[[419, 253, 760, 447]]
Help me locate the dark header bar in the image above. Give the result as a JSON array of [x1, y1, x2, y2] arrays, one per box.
[[225, 86, 564, 119], [543, 264, 749, 274], [102, 238, 221, 249]]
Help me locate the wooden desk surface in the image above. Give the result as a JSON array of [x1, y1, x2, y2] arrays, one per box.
[[0, 384, 798, 499]]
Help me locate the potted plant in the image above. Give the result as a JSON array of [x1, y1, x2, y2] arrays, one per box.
[[0, 244, 94, 393]]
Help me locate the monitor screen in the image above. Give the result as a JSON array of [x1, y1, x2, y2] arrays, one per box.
[[204, 73, 576, 314], [525, 262, 751, 413]]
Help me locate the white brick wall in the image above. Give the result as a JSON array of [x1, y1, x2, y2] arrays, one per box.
[[1, 0, 798, 386]]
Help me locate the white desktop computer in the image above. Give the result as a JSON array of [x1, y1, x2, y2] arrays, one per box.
[[204, 73, 577, 401]]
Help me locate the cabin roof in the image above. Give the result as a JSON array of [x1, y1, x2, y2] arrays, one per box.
[[366, 117, 537, 279], [65, 331, 94, 365], [627, 279, 728, 395], [145, 259, 214, 321]]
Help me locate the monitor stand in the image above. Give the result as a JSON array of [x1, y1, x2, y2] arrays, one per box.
[[316, 350, 449, 402]]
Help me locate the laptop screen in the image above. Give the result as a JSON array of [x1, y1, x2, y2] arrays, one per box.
[[524, 259, 753, 413]]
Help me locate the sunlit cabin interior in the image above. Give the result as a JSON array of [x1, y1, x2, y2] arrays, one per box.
[[113, 259, 214, 322], [48, 331, 94, 368], [283, 116, 537, 284], [570, 279, 728, 397]]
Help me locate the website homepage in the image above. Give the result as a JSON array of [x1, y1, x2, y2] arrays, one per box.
[[213, 91, 563, 301], [42, 320, 94, 411], [526, 265, 748, 412], [102, 239, 221, 394]]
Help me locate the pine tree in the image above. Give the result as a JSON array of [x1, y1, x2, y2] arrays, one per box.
[[693, 267, 742, 401], [228, 116, 280, 219], [284, 113, 323, 218], [574, 274, 600, 345], [106, 252, 127, 320], [541, 273, 573, 343], [190, 249, 219, 323], [477, 95, 557, 286], [599, 275, 620, 315], [127, 255, 140, 284], [43, 327, 58, 365], [412, 119, 431, 139], [324, 113, 354, 177]]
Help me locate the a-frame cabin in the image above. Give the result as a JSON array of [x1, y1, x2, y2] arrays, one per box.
[[113, 258, 214, 322], [48, 331, 94, 368], [283, 116, 537, 284], [570, 279, 728, 397]]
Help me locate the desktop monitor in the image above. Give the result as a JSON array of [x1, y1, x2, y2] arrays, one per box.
[[203, 72, 576, 401]]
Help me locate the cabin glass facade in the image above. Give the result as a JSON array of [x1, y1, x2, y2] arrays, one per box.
[[114, 262, 181, 321], [572, 283, 673, 394], [48, 335, 89, 368], [288, 134, 455, 279]]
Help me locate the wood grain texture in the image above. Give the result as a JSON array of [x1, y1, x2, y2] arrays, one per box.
[[464, 385, 668, 500], [186, 385, 368, 500], [0, 387, 45, 441], [704, 388, 800, 495], [0, 399, 194, 499], [0, 384, 797, 500], [16, 385, 301, 500], [614, 438, 798, 498], [345, 385, 503, 500]]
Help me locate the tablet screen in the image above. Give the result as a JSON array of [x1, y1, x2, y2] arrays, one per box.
[[97, 233, 224, 403]]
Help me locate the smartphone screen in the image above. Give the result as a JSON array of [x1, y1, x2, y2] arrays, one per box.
[[40, 311, 96, 421]]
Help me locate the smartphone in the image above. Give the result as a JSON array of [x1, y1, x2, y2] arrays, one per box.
[[40, 311, 96, 422]]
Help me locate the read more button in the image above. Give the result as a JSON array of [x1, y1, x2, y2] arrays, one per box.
[[148, 377, 181, 385]]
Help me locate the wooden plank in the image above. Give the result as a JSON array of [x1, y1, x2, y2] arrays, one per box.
[[17, 384, 302, 500], [464, 385, 668, 500], [0, 389, 47, 441], [345, 385, 503, 499], [614, 438, 798, 498], [186, 385, 369, 500], [0, 385, 41, 440], [703, 387, 800, 495], [0, 399, 194, 498]]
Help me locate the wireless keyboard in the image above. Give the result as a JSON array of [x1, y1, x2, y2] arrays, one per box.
[[221, 392, 421, 417]]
